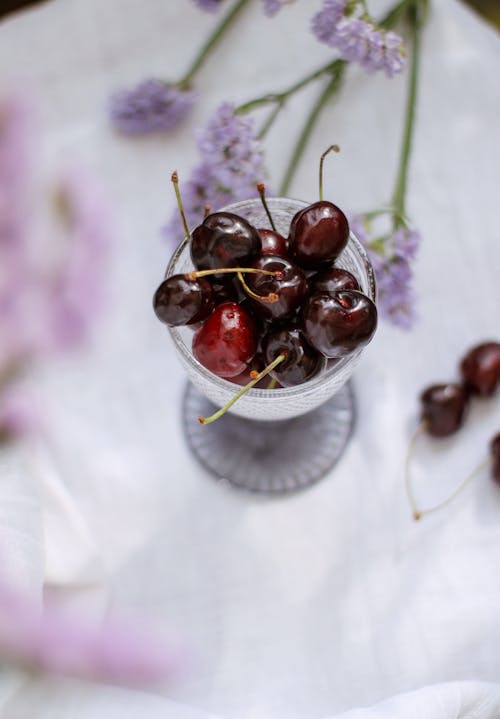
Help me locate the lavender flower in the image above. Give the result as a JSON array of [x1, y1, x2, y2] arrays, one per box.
[[192, 0, 226, 10], [166, 103, 269, 245], [109, 79, 197, 136], [311, 1, 405, 77], [351, 214, 420, 329], [261, 0, 290, 17], [0, 580, 177, 686]]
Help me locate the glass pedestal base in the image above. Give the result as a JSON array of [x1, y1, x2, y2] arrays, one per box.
[[182, 381, 355, 494]]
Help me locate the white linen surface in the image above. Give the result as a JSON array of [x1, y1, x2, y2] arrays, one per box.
[[0, 0, 499, 718]]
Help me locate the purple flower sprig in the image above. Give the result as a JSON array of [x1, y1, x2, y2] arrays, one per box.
[[311, 0, 406, 77], [354, 0, 423, 329], [110, 80, 197, 136], [193, 0, 227, 11], [110, 0, 251, 136], [351, 212, 420, 329], [165, 102, 269, 245], [193, 0, 293, 16]]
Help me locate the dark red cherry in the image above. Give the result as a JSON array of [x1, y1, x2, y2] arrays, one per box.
[[460, 341, 500, 397], [302, 290, 377, 358], [190, 212, 261, 272], [311, 267, 360, 294], [192, 302, 257, 378], [420, 383, 469, 437], [153, 275, 214, 326], [244, 254, 307, 322], [208, 275, 242, 305], [491, 433, 500, 484], [288, 201, 349, 270], [257, 228, 288, 256], [262, 327, 323, 387]]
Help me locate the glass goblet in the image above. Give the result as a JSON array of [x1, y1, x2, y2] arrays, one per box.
[[166, 197, 376, 493]]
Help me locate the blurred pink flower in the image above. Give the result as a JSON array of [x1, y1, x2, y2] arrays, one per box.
[[0, 94, 36, 369], [0, 93, 112, 442], [0, 386, 37, 441], [0, 580, 177, 686], [43, 170, 111, 351]]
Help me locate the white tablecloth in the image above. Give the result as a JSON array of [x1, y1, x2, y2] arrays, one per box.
[[0, 1, 499, 717]]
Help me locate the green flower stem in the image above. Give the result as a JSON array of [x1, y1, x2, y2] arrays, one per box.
[[236, 58, 345, 116], [279, 63, 346, 196], [381, 0, 418, 29], [276, 0, 417, 196], [391, 2, 424, 219], [258, 102, 283, 139], [180, 0, 251, 87]]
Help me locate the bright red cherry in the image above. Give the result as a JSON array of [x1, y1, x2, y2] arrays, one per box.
[[460, 341, 500, 397], [420, 383, 469, 437], [192, 302, 258, 379], [288, 201, 349, 271]]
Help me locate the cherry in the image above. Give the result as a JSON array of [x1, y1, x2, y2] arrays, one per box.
[[420, 383, 469, 437], [491, 433, 500, 484], [311, 267, 360, 294], [192, 302, 258, 379], [302, 290, 377, 358], [244, 254, 307, 322], [191, 212, 261, 272], [153, 275, 214, 326], [288, 201, 349, 271], [262, 327, 323, 387], [208, 275, 242, 305], [258, 228, 288, 256], [460, 341, 500, 397]]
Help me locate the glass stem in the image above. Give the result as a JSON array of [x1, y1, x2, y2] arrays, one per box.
[[279, 63, 346, 196], [180, 0, 251, 87], [391, 2, 423, 219]]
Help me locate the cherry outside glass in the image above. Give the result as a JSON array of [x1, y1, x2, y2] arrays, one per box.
[[166, 197, 376, 493]]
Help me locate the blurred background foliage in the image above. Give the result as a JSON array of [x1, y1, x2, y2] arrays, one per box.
[[0, 0, 499, 27]]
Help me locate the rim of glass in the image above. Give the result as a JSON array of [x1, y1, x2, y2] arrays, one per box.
[[166, 197, 376, 400]]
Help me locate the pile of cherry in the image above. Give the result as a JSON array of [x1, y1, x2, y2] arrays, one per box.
[[154, 197, 377, 395], [417, 341, 500, 492]]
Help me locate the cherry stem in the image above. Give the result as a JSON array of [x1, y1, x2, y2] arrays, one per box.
[[171, 171, 190, 242], [198, 353, 286, 425], [405, 419, 493, 521], [319, 144, 340, 202], [203, 204, 211, 219], [237, 271, 278, 303], [256, 183, 276, 231], [185, 267, 283, 281]]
